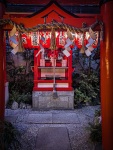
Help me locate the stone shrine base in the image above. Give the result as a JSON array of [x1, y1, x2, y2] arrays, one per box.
[[32, 91, 74, 109]]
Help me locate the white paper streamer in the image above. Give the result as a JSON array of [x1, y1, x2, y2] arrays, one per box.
[[87, 45, 94, 52], [62, 49, 71, 57], [85, 49, 92, 57], [11, 46, 18, 55], [64, 38, 72, 48]]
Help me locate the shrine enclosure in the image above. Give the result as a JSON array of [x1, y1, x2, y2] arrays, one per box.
[[1, 1, 102, 109], [1, 1, 113, 150]]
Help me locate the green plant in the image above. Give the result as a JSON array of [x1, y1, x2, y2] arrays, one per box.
[[17, 92, 32, 104], [7, 90, 32, 107], [75, 88, 91, 104], [9, 79, 33, 94], [72, 40, 100, 107], [74, 72, 100, 107], [7, 91, 20, 107], [6, 49, 34, 94], [7, 65, 26, 82], [89, 123, 102, 143], [0, 120, 21, 150], [88, 109, 102, 143], [7, 71, 33, 107]]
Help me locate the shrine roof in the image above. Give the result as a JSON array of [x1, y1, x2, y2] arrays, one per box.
[[3, 0, 101, 29], [27, 1, 79, 18], [6, 0, 100, 5]]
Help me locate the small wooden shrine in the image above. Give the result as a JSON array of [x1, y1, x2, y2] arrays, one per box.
[[2, 1, 102, 109]]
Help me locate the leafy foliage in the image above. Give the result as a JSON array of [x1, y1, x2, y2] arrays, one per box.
[[9, 79, 33, 95], [72, 40, 100, 108], [6, 49, 34, 107], [0, 120, 21, 150], [89, 123, 102, 143], [8, 91, 20, 106], [74, 72, 100, 107], [88, 109, 102, 143], [7, 90, 32, 107]]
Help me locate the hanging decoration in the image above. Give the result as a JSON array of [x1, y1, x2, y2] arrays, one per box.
[[50, 28, 56, 50], [62, 38, 72, 57], [85, 27, 97, 56], [35, 44, 44, 58], [0, 19, 103, 56], [80, 31, 85, 54], [18, 31, 25, 52], [31, 32, 39, 46], [8, 24, 25, 54], [89, 27, 97, 40], [9, 25, 18, 54], [62, 29, 74, 57], [0, 19, 103, 36], [67, 29, 73, 40]]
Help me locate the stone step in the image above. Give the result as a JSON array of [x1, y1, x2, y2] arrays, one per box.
[[25, 112, 79, 124], [36, 127, 71, 150]]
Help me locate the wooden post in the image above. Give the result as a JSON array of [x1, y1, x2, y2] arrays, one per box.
[[100, 1, 113, 150], [0, 2, 5, 121]]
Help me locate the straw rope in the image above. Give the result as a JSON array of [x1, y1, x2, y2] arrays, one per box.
[[0, 19, 104, 39]]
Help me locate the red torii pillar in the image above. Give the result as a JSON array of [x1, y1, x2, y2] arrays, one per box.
[[100, 0, 113, 150], [0, 2, 5, 121]]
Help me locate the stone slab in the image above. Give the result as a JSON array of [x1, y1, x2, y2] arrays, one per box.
[[32, 91, 74, 109], [5, 116, 18, 123], [25, 114, 52, 124], [36, 127, 71, 150], [52, 112, 80, 124], [25, 112, 80, 124]]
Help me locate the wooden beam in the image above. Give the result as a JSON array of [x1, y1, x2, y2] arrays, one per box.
[[0, 3, 5, 121], [100, 1, 113, 150]]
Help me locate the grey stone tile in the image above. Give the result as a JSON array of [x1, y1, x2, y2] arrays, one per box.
[[5, 116, 18, 123], [4, 106, 100, 150], [36, 127, 71, 150], [52, 112, 80, 124], [25, 113, 52, 124]]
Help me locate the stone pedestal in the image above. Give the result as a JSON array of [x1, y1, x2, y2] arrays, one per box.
[[32, 91, 74, 109]]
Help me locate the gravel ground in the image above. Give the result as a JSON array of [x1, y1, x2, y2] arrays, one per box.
[[5, 105, 100, 150]]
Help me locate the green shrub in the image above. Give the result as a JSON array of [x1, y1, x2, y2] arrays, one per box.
[[17, 92, 32, 104], [0, 120, 21, 150], [7, 90, 32, 107], [7, 91, 20, 107], [7, 72, 33, 107], [74, 72, 100, 107], [9, 80, 33, 95], [89, 123, 102, 143], [88, 109, 102, 143]]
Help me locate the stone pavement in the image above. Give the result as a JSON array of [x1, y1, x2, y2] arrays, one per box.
[[5, 105, 100, 150], [36, 127, 71, 150]]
